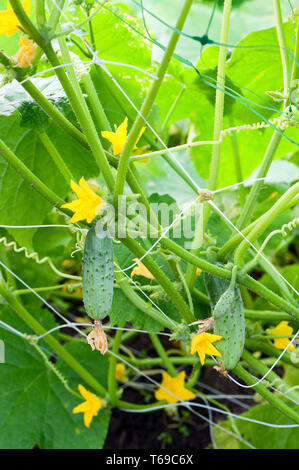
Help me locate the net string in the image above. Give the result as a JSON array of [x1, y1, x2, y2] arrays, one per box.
[[95, 1, 299, 133], [47, 0, 299, 297], [0, 315, 294, 433], [1, 0, 298, 416], [48, 0, 299, 196], [1, 238, 298, 400], [129, 0, 299, 74], [0, 259, 297, 438], [137, 0, 299, 120]]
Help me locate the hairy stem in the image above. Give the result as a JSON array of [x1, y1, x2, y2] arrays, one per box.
[[233, 363, 299, 424], [38, 131, 74, 183], [150, 333, 177, 377], [113, 0, 194, 205], [108, 328, 123, 406]]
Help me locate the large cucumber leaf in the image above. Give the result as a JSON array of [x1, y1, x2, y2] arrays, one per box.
[[0, 306, 110, 449]]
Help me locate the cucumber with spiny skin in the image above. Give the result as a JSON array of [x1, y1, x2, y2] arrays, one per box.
[[82, 223, 114, 321], [204, 271, 245, 370]]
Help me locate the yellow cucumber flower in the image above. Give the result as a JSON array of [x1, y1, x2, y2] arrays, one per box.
[[16, 35, 35, 68], [73, 384, 103, 428], [101, 117, 146, 155], [191, 331, 222, 365], [196, 268, 202, 275], [115, 363, 128, 382], [155, 371, 195, 404], [131, 258, 154, 280], [270, 321, 295, 352], [0, 0, 31, 37], [61, 177, 102, 224]]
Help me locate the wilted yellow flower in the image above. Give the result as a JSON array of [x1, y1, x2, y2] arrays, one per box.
[[61, 177, 102, 224], [191, 331, 222, 365], [16, 35, 35, 67], [155, 371, 195, 404], [0, 0, 30, 37], [73, 384, 103, 428], [115, 363, 128, 382], [270, 321, 295, 352], [131, 258, 154, 280], [101, 117, 145, 155]]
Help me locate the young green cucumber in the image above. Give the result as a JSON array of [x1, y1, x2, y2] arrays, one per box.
[[82, 223, 114, 321], [204, 271, 245, 370]]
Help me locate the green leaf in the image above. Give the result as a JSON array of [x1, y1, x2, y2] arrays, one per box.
[[212, 425, 240, 449], [0, 79, 98, 248], [212, 401, 299, 449], [136, 149, 205, 204], [0, 306, 110, 449], [110, 288, 163, 333], [92, 3, 152, 69], [227, 22, 294, 124], [237, 402, 299, 449]]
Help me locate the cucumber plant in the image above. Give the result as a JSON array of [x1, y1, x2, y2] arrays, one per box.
[[0, 0, 298, 450]]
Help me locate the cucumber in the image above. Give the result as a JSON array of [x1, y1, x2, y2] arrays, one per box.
[[82, 223, 114, 321], [204, 271, 245, 370]]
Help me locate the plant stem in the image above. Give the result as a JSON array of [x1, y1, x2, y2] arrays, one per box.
[[273, 0, 289, 95], [56, 32, 115, 190], [191, 0, 232, 286], [94, 64, 200, 193], [108, 328, 123, 406], [0, 137, 65, 208], [246, 244, 293, 303], [176, 262, 194, 314], [161, 237, 299, 319], [185, 204, 204, 292], [245, 310, 299, 324], [291, 14, 299, 92], [38, 131, 74, 183], [235, 182, 299, 265], [121, 236, 195, 324], [2, 131, 297, 319], [32, 0, 66, 66], [229, 117, 246, 206], [242, 349, 299, 403], [9, 1, 115, 191], [187, 362, 201, 387], [36, 0, 46, 27], [21, 80, 89, 148], [116, 352, 212, 368], [81, 72, 112, 132], [150, 333, 177, 377], [233, 363, 299, 424], [113, 0, 194, 205], [0, 283, 107, 396], [236, 0, 288, 231], [114, 270, 176, 330], [236, 131, 283, 231], [245, 339, 299, 369], [15, 284, 81, 295], [217, 193, 299, 260], [161, 85, 186, 133], [193, 287, 209, 305], [86, 7, 96, 51], [116, 400, 166, 411], [207, 0, 232, 194]]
